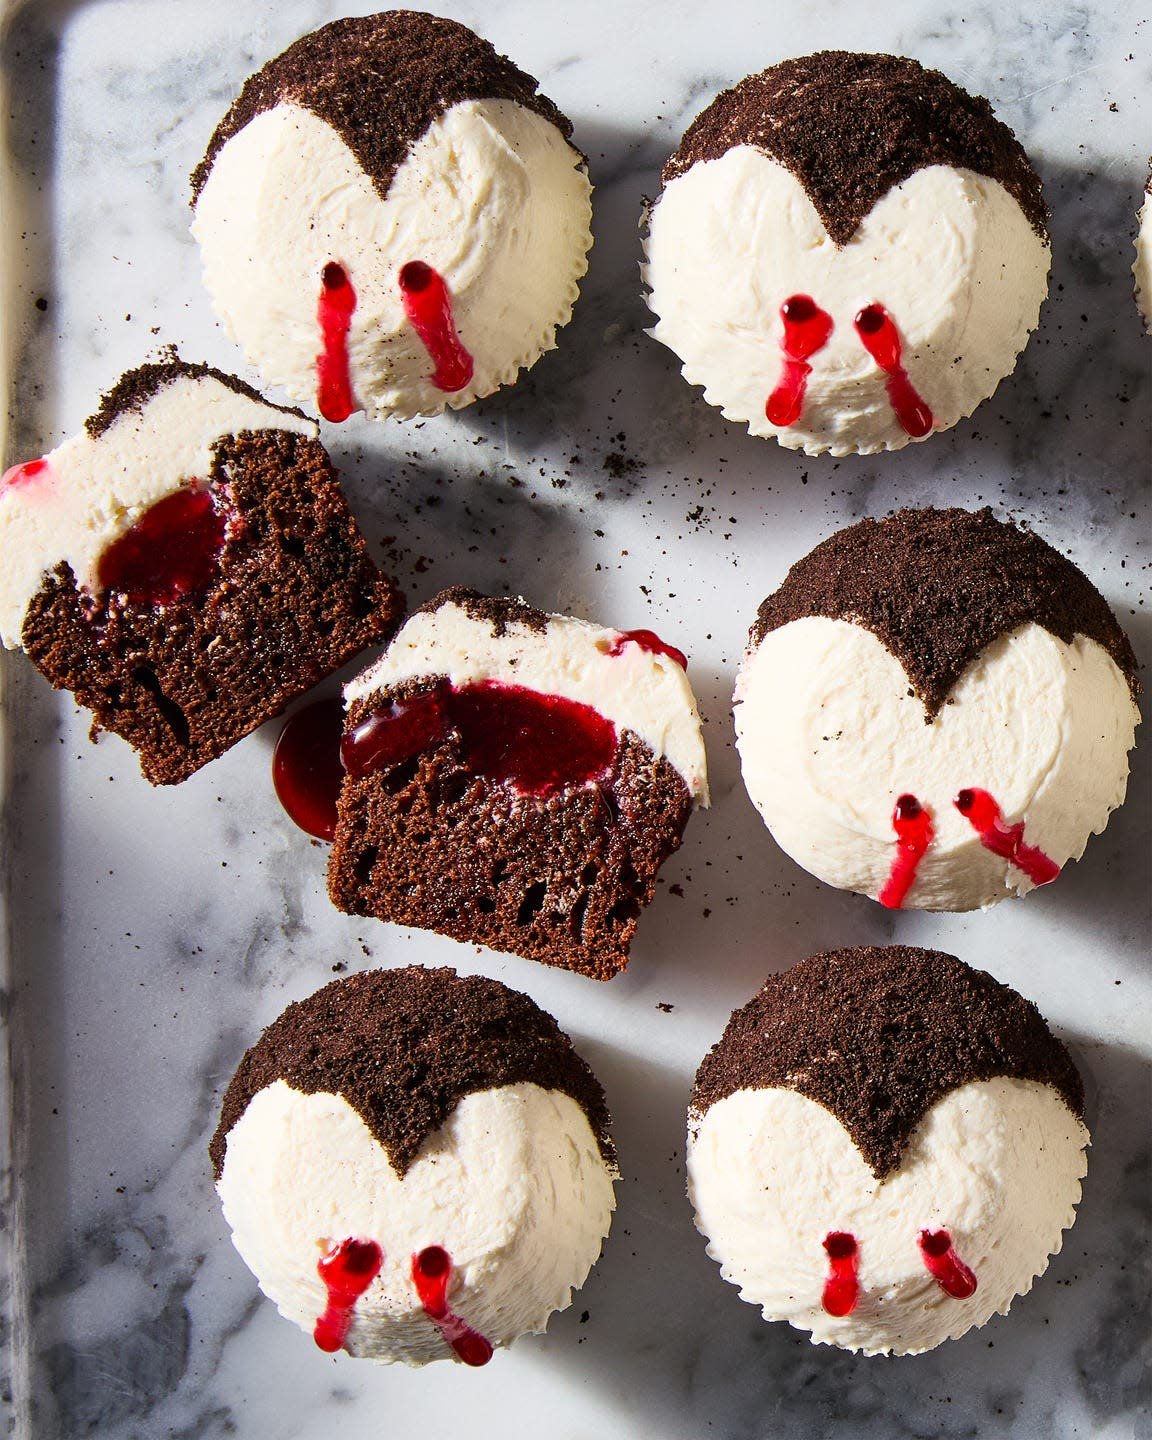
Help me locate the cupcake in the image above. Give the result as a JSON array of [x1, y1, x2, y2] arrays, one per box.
[[0, 358, 400, 783], [327, 588, 709, 980], [644, 52, 1050, 455], [734, 508, 1139, 910], [211, 966, 617, 1365], [687, 946, 1088, 1355], [1135, 163, 1151, 332], [191, 12, 592, 423]]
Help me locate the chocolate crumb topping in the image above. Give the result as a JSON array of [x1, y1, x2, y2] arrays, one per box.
[[750, 507, 1139, 716], [418, 586, 549, 636], [690, 946, 1083, 1179], [210, 966, 616, 1179], [85, 357, 308, 441], [663, 52, 1048, 245], [191, 11, 574, 204]]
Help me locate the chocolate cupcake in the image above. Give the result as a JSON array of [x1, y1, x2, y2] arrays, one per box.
[[644, 52, 1050, 454], [687, 946, 1088, 1355], [327, 588, 708, 979], [212, 966, 617, 1365], [734, 508, 1139, 910], [192, 12, 592, 423], [0, 358, 400, 783]]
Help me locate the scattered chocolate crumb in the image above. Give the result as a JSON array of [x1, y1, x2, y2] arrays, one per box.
[[210, 966, 616, 1178], [656, 1002, 675, 1013], [750, 507, 1139, 716], [663, 52, 1048, 245], [690, 946, 1084, 1179]]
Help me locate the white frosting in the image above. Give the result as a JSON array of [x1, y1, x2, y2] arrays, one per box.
[[218, 1079, 616, 1365], [0, 372, 316, 649], [1135, 189, 1152, 332], [687, 1078, 1088, 1356], [345, 599, 710, 803], [734, 617, 1138, 910], [644, 155, 1050, 455], [193, 99, 592, 422]]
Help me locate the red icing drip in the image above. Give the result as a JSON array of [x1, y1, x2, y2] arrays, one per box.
[[96, 487, 226, 605], [608, 628, 688, 670], [342, 680, 617, 796], [317, 261, 357, 422], [272, 698, 346, 842], [954, 788, 1060, 886], [765, 294, 834, 427], [878, 793, 935, 909], [822, 1231, 860, 1317], [314, 1237, 384, 1353], [412, 1246, 493, 1367], [919, 1229, 978, 1299], [853, 304, 934, 438], [1, 456, 50, 491], [398, 261, 474, 393]]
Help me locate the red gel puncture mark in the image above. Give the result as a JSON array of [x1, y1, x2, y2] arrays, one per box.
[[878, 793, 935, 909], [273, 698, 346, 842], [919, 1228, 978, 1299], [412, 1246, 493, 1367], [398, 261, 474, 393], [853, 304, 934, 438], [765, 294, 834, 427], [1, 457, 51, 492], [342, 680, 617, 797], [954, 788, 1060, 887], [608, 628, 688, 670], [314, 1237, 384, 1353], [317, 261, 357, 422], [822, 1231, 860, 1317], [96, 487, 226, 606]]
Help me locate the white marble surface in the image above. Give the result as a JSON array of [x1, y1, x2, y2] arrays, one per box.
[[0, 1, 1149, 1436]]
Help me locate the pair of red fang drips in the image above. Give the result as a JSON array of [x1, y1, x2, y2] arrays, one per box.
[[821, 1229, 978, 1318], [316, 260, 474, 423], [879, 788, 1060, 910], [314, 1238, 493, 1367], [765, 295, 934, 438]]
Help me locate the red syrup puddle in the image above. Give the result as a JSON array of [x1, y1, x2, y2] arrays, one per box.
[[608, 628, 688, 670], [822, 1231, 860, 1317], [765, 294, 834, 427], [341, 680, 617, 797], [919, 1229, 978, 1299], [96, 487, 226, 606], [317, 261, 357, 422], [314, 1237, 384, 1353], [398, 261, 474, 393], [1, 456, 51, 491], [878, 793, 935, 909], [954, 788, 1060, 886], [853, 304, 934, 438], [412, 1246, 493, 1367], [273, 698, 346, 842]]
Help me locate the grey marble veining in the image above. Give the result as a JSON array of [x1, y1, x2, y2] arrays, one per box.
[[0, 0, 1148, 1436]]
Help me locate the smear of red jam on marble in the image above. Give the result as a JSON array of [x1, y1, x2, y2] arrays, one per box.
[[273, 698, 346, 842], [822, 1231, 860, 1317], [765, 294, 834, 427], [954, 788, 1060, 887], [398, 261, 474, 393], [853, 304, 934, 438], [878, 793, 935, 909], [317, 261, 357, 422], [919, 1228, 978, 1299], [608, 628, 688, 670], [342, 680, 616, 796], [1, 457, 51, 491], [314, 1237, 384, 1352], [412, 1246, 493, 1367], [96, 487, 226, 605]]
